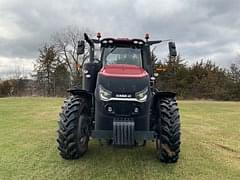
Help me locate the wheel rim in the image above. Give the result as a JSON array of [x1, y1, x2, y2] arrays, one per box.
[[156, 139, 161, 150], [79, 125, 88, 145], [78, 115, 89, 151]]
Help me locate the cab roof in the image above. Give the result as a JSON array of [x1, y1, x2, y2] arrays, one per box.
[[100, 38, 145, 47]]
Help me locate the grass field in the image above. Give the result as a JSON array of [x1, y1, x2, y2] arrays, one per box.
[[0, 97, 240, 180]]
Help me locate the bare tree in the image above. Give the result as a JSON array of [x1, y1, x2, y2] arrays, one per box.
[[13, 65, 23, 79], [51, 26, 92, 86]]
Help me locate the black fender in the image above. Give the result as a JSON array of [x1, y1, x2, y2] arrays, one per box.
[[154, 91, 176, 99], [67, 88, 93, 105], [152, 90, 176, 110]]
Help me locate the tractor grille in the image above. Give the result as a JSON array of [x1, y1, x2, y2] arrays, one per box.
[[113, 117, 134, 145], [114, 102, 133, 115]]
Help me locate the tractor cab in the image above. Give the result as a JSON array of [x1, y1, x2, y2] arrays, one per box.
[[77, 33, 176, 81], [101, 40, 143, 67], [99, 38, 154, 76]]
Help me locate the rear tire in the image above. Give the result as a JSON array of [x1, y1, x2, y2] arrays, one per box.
[[57, 96, 90, 159], [155, 97, 181, 163]]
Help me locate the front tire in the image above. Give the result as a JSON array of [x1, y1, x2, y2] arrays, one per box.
[[155, 97, 181, 163], [57, 96, 90, 159]]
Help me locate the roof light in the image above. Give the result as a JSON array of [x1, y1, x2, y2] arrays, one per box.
[[133, 40, 144, 45], [97, 32, 101, 39], [145, 33, 149, 41], [133, 40, 138, 44]]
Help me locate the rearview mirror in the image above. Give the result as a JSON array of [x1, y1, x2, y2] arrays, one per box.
[[77, 40, 85, 55], [168, 42, 177, 57]]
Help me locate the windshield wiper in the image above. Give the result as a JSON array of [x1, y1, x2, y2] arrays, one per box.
[[105, 47, 117, 57]]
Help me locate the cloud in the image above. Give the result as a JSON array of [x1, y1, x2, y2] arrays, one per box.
[[0, 0, 239, 76], [0, 56, 34, 79]]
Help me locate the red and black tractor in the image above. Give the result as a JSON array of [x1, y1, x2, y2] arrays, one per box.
[[57, 33, 181, 163]]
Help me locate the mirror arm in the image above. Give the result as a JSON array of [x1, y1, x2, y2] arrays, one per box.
[[84, 33, 94, 48], [84, 33, 95, 62], [146, 40, 162, 45]]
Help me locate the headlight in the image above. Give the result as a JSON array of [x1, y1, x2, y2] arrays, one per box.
[[135, 87, 148, 102], [99, 85, 112, 101]]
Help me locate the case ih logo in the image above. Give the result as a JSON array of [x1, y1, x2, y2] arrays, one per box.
[[115, 94, 132, 98]]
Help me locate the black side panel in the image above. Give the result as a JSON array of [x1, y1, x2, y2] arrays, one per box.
[[82, 62, 101, 93], [142, 45, 152, 76]]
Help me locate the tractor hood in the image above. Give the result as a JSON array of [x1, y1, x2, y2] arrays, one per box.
[[96, 64, 150, 95], [99, 64, 148, 78]]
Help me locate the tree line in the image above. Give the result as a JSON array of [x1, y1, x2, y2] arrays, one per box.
[[0, 26, 239, 100], [154, 55, 240, 100]]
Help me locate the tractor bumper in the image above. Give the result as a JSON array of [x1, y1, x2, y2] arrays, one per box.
[[92, 128, 155, 145], [92, 113, 155, 145]]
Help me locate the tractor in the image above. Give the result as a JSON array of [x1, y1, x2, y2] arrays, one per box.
[[57, 33, 181, 163]]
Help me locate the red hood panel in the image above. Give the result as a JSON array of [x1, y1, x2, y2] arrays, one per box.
[[99, 64, 148, 78]]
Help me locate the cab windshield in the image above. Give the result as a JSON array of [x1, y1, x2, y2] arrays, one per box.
[[102, 47, 142, 67]]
